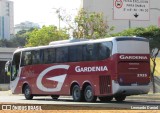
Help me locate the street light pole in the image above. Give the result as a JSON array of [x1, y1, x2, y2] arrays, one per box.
[[56, 8, 61, 30]]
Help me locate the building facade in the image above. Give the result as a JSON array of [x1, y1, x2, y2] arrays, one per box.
[[0, 0, 14, 40], [14, 21, 40, 34], [81, 0, 160, 33]]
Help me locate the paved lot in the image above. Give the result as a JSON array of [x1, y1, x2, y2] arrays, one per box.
[[0, 91, 160, 110]]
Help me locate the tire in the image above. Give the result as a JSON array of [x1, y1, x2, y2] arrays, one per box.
[[24, 85, 33, 100], [51, 95, 59, 100], [115, 95, 126, 102], [84, 85, 97, 102], [72, 85, 83, 102], [99, 96, 113, 102]]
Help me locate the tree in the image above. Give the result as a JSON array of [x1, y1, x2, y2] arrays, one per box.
[[0, 39, 12, 47], [11, 29, 33, 47], [0, 28, 34, 48], [57, 8, 114, 39], [110, 26, 160, 93], [26, 25, 69, 47]]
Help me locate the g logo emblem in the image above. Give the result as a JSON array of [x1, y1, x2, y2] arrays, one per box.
[[36, 65, 69, 92]]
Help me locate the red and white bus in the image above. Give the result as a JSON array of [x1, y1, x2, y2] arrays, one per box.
[[7, 36, 151, 102]]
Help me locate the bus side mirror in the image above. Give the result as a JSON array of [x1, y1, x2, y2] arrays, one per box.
[[5, 61, 11, 76]]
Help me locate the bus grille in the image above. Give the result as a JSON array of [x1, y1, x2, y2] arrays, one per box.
[[99, 76, 111, 94]]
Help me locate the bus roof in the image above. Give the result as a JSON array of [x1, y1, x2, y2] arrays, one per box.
[[13, 36, 148, 54]]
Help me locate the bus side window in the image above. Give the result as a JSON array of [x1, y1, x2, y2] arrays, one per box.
[[43, 49, 48, 64], [21, 52, 25, 66], [56, 47, 68, 63], [91, 43, 99, 60], [83, 44, 99, 61], [77, 45, 83, 61], [40, 49, 44, 64], [48, 48, 56, 63], [69, 46, 77, 62], [24, 51, 32, 65], [21, 51, 32, 66], [82, 45, 90, 61], [32, 50, 40, 64], [69, 45, 83, 62], [98, 42, 112, 60]]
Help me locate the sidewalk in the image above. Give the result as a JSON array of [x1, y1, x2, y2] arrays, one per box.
[[127, 93, 160, 100], [0, 84, 10, 91]]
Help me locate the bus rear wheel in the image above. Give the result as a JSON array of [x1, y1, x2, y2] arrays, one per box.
[[72, 85, 83, 102], [51, 95, 59, 100], [84, 85, 97, 102], [24, 85, 33, 100], [115, 95, 126, 102], [99, 96, 113, 102]]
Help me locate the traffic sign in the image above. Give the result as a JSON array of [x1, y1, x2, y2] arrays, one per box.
[[113, 0, 150, 20], [115, 0, 123, 8]]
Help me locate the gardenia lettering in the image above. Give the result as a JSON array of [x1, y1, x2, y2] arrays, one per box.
[[120, 55, 147, 60], [75, 66, 108, 72]]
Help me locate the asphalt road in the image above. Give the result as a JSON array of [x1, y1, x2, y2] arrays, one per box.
[[0, 92, 160, 110]]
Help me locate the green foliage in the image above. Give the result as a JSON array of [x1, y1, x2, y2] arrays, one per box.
[[73, 9, 114, 39], [0, 39, 12, 47], [26, 25, 69, 47], [11, 29, 32, 47], [0, 28, 34, 47], [57, 8, 114, 39]]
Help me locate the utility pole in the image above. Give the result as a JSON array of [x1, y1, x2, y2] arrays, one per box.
[[129, 20, 131, 29], [53, 8, 61, 30]]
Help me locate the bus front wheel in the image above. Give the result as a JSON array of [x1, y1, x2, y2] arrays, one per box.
[[84, 85, 97, 102], [24, 85, 33, 100]]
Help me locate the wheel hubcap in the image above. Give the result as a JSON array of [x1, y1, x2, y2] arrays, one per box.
[[25, 88, 30, 96], [86, 90, 92, 99], [74, 89, 80, 99]]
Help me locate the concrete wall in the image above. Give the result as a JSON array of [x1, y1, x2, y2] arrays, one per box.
[[0, 47, 16, 61]]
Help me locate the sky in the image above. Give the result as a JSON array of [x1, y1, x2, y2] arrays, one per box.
[[10, 0, 81, 27]]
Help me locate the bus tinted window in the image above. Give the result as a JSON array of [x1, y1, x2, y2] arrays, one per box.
[[32, 50, 40, 64], [43, 48, 56, 64], [83, 44, 99, 61], [98, 42, 112, 60], [21, 51, 32, 66], [56, 47, 68, 63], [20, 42, 112, 66], [69, 45, 83, 62], [82, 42, 112, 61]]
